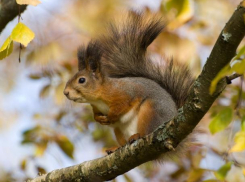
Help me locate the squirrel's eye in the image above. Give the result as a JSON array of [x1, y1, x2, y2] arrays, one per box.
[[78, 77, 86, 84]]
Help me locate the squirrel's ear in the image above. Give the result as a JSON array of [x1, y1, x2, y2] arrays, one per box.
[[77, 41, 102, 73], [86, 41, 102, 73], [77, 46, 87, 71]]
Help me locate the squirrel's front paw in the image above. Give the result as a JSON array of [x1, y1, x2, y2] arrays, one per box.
[[94, 115, 111, 125]]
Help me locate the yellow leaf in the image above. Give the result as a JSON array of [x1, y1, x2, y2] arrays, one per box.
[[243, 168, 245, 176], [187, 168, 205, 182], [16, 0, 41, 6], [55, 82, 66, 105], [230, 131, 245, 152], [11, 22, 35, 47], [35, 143, 47, 156], [0, 37, 13, 60], [39, 84, 51, 98], [162, 0, 194, 29], [242, 1, 245, 8]]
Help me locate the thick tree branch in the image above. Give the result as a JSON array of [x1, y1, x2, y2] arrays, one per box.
[[30, 2, 245, 182], [0, 0, 27, 34]]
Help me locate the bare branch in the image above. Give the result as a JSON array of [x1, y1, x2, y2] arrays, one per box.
[[29, 1, 245, 182], [0, 0, 27, 34]]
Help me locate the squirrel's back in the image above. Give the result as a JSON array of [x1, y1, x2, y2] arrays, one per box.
[[95, 12, 194, 108]]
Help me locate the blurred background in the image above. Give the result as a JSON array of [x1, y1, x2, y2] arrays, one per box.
[[0, 0, 245, 181]]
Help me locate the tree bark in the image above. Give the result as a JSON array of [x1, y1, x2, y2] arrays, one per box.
[[30, 1, 245, 182], [0, 0, 27, 34]]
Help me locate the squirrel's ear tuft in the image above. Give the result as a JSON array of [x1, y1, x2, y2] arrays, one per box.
[[77, 45, 86, 71], [86, 41, 102, 73], [77, 41, 102, 72]]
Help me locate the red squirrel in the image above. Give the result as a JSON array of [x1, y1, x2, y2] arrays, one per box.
[[64, 13, 194, 154]]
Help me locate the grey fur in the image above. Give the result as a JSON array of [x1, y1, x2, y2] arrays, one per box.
[[109, 77, 177, 134], [97, 12, 194, 108]]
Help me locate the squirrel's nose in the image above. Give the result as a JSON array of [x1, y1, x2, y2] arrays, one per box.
[[63, 90, 69, 96]]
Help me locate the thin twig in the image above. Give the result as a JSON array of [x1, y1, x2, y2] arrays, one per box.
[[226, 73, 242, 84]]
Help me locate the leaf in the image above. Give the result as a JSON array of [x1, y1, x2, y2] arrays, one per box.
[[210, 63, 231, 94], [55, 82, 66, 105], [191, 150, 204, 168], [209, 107, 233, 134], [187, 168, 205, 182], [29, 74, 42, 80], [230, 131, 245, 152], [123, 174, 133, 182], [210, 59, 245, 94], [20, 159, 27, 170], [202, 180, 220, 182], [162, 0, 194, 29], [39, 84, 51, 98], [241, 116, 245, 132], [56, 135, 74, 159], [234, 45, 245, 60], [36, 166, 46, 174], [11, 22, 35, 47], [0, 37, 13, 60], [214, 162, 232, 180], [16, 0, 41, 6], [35, 143, 48, 156], [21, 126, 42, 144]]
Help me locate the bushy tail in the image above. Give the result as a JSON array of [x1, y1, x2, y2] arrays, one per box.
[[97, 12, 194, 108]]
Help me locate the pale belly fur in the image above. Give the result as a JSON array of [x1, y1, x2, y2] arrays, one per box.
[[90, 100, 138, 140], [111, 108, 138, 140]]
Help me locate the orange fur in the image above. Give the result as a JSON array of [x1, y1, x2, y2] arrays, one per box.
[[114, 128, 127, 146], [137, 99, 155, 136]]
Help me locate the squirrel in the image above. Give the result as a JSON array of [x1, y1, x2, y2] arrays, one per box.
[[64, 13, 194, 154]]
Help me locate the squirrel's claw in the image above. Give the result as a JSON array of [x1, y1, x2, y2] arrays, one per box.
[[94, 115, 111, 125], [105, 146, 119, 155], [128, 133, 141, 144]]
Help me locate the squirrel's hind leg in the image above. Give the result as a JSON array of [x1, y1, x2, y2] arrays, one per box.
[[137, 99, 155, 136]]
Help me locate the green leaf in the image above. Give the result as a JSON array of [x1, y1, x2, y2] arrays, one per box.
[[210, 63, 231, 94], [241, 116, 245, 132], [11, 22, 35, 47], [214, 162, 232, 180], [56, 135, 74, 159], [0, 37, 13, 60], [209, 107, 233, 134], [210, 59, 245, 94], [234, 45, 245, 60]]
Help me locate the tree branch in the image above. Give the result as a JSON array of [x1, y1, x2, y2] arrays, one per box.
[[0, 0, 27, 34], [30, 2, 245, 182]]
